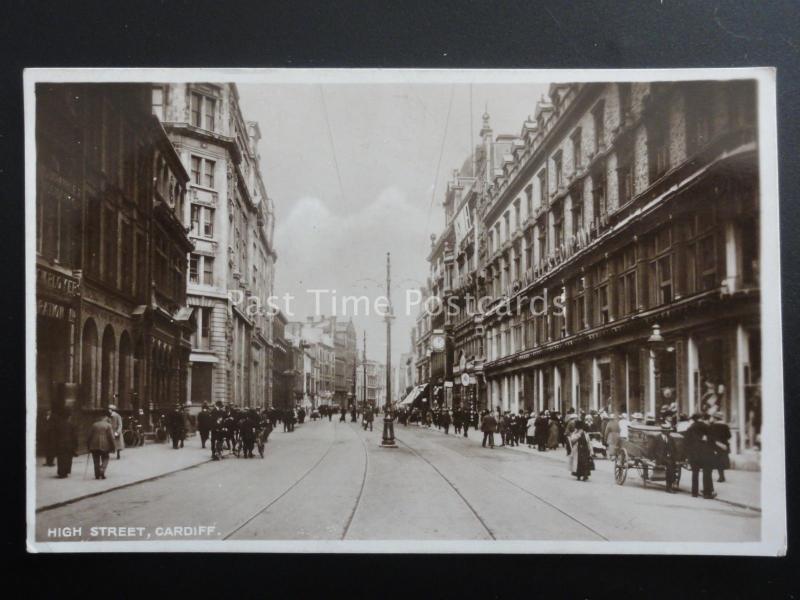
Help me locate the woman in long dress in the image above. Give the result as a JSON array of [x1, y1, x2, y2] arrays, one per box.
[[547, 415, 560, 449], [568, 420, 592, 481]]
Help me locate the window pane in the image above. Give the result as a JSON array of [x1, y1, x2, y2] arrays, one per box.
[[191, 156, 201, 184], [189, 255, 199, 284], [191, 93, 201, 127], [203, 257, 214, 285], [204, 159, 214, 188]]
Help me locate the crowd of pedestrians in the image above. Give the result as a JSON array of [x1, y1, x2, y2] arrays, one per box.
[[395, 400, 732, 494]]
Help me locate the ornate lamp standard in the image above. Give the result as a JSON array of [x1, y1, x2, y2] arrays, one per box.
[[647, 323, 666, 420], [381, 252, 398, 448]]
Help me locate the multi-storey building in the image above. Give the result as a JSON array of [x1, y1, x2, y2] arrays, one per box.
[[477, 81, 758, 454], [357, 359, 386, 410], [286, 319, 336, 408], [308, 316, 357, 408], [154, 83, 277, 411], [36, 83, 194, 447], [412, 81, 759, 455]]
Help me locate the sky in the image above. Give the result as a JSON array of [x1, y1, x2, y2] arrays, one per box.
[[238, 81, 549, 372]]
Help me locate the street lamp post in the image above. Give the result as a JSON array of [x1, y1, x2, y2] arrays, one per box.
[[381, 252, 397, 448], [647, 323, 666, 420]]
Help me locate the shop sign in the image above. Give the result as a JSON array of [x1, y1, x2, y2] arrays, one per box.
[[37, 298, 76, 322], [37, 265, 79, 297]]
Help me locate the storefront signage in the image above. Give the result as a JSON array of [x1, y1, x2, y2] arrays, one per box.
[[37, 266, 79, 297], [37, 298, 76, 322]]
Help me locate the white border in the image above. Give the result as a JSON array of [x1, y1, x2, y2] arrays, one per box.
[[24, 68, 785, 556]]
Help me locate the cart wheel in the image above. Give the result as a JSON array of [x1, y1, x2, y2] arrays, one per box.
[[614, 449, 628, 485]]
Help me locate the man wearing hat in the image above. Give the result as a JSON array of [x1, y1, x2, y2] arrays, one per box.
[[685, 413, 716, 499], [107, 402, 124, 460], [210, 401, 226, 460], [197, 403, 212, 449], [650, 422, 678, 493], [710, 412, 731, 482], [166, 403, 185, 450]]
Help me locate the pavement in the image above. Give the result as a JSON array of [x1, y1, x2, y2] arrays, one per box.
[[33, 418, 760, 543], [409, 423, 762, 511], [35, 436, 212, 511]]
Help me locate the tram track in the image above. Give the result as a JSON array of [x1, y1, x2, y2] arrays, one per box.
[[398, 427, 609, 541], [222, 419, 341, 540], [394, 436, 497, 540], [340, 422, 370, 540]]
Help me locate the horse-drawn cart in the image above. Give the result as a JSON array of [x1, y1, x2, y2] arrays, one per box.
[[614, 422, 686, 488]]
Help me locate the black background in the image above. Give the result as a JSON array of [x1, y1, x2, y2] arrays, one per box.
[[2, 0, 797, 596]]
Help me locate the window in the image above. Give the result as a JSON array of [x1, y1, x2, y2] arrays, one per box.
[[120, 221, 133, 295], [190, 204, 215, 238], [537, 226, 547, 265], [525, 184, 533, 217], [203, 256, 214, 285], [514, 200, 521, 231], [513, 243, 521, 282], [687, 83, 715, 154], [135, 231, 146, 297], [571, 128, 582, 170], [593, 260, 611, 325], [617, 144, 634, 205], [190, 92, 216, 131], [504, 212, 511, 242], [538, 168, 547, 207], [571, 182, 584, 235], [152, 86, 165, 120], [684, 208, 718, 294], [189, 255, 199, 284], [190, 156, 215, 189], [618, 83, 632, 119], [648, 226, 674, 306], [553, 200, 564, 250], [193, 308, 211, 350], [592, 100, 605, 152], [616, 244, 638, 316], [570, 276, 586, 333], [648, 119, 670, 182], [592, 164, 607, 230], [494, 223, 501, 251], [103, 206, 118, 286], [553, 151, 563, 189], [525, 230, 534, 270]]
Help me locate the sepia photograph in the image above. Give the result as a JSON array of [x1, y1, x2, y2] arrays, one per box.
[[25, 68, 785, 554]]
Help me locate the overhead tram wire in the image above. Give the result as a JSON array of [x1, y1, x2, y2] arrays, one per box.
[[424, 84, 455, 241], [319, 84, 347, 209]]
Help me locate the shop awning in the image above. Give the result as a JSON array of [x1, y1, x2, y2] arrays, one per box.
[[399, 384, 428, 407]]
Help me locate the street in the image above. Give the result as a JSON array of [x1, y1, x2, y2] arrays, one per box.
[[36, 419, 759, 543]]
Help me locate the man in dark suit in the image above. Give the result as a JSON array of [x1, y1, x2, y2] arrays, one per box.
[[650, 423, 678, 493], [197, 403, 212, 449], [685, 413, 716, 499], [52, 408, 78, 478], [481, 411, 497, 448], [166, 404, 185, 449], [210, 401, 226, 460], [709, 412, 731, 482]]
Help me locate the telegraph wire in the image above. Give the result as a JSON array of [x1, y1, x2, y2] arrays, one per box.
[[424, 84, 455, 239], [319, 84, 347, 207]]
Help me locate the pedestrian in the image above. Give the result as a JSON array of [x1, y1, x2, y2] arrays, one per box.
[[604, 413, 621, 460], [441, 409, 451, 435], [365, 406, 374, 431], [534, 411, 549, 451], [685, 413, 716, 499], [167, 404, 185, 449], [210, 401, 225, 460], [547, 413, 560, 449], [481, 411, 496, 448], [618, 412, 630, 441], [42, 410, 56, 467], [650, 423, 678, 493], [52, 407, 78, 478], [87, 412, 115, 480], [197, 403, 212, 449], [107, 404, 124, 459], [526, 412, 536, 448], [710, 412, 731, 483], [340, 406, 347, 422], [568, 420, 592, 481]]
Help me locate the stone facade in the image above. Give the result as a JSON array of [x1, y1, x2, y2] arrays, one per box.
[[155, 83, 276, 411]]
